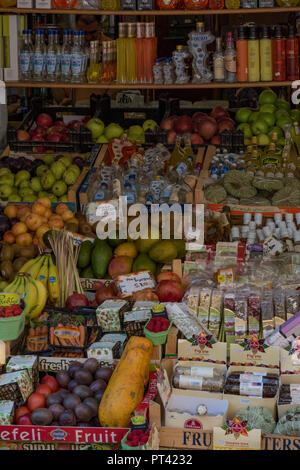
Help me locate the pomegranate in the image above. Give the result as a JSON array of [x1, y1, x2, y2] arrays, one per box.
[[48, 133, 62, 142], [37, 113, 53, 128], [174, 115, 193, 134], [156, 271, 181, 284], [210, 106, 229, 121], [156, 280, 184, 302], [218, 119, 235, 133], [66, 293, 89, 311], [191, 133, 204, 145], [160, 117, 176, 131], [192, 112, 207, 123], [198, 118, 217, 140], [95, 285, 118, 304]]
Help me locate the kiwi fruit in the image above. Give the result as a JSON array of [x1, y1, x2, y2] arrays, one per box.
[[31, 408, 53, 426], [13, 257, 28, 272], [0, 260, 13, 281], [83, 358, 99, 374], [0, 245, 14, 261], [20, 245, 37, 259], [63, 393, 81, 411], [12, 244, 22, 257], [46, 393, 63, 407]]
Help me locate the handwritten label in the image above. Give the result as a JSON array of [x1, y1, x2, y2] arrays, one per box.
[[115, 271, 156, 297], [263, 236, 284, 258], [0, 293, 21, 306]]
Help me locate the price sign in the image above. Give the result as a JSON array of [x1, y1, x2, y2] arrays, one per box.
[[0, 292, 21, 306], [115, 271, 156, 297], [263, 236, 284, 258]]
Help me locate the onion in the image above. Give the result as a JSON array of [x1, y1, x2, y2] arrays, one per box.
[[198, 118, 217, 140]]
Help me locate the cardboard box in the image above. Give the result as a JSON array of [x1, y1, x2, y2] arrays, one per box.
[[278, 344, 300, 418], [6, 355, 38, 388], [177, 338, 227, 365], [0, 370, 33, 407], [165, 326, 179, 357], [225, 342, 280, 419]]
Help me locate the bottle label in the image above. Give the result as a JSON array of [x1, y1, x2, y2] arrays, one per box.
[[20, 52, 31, 73], [61, 54, 71, 75], [179, 375, 203, 389], [126, 192, 136, 204], [95, 190, 106, 201], [214, 57, 225, 80], [33, 53, 44, 74], [240, 382, 263, 397], [225, 55, 236, 73], [176, 162, 188, 177], [46, 53, 57, 75], [71, 53, 82, 75]]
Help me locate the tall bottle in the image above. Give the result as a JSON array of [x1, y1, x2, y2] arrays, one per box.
[[173, 45, 190, 84], [272, 25, 286, 81], [116, 22, 127, 83], [87, 40, 100, 84], [61, 31, 71, 82], [33, 30, 45, 82], [224, 32, 237, 83], [28, 30, 34, 77], [54, 30, 61, 80], [260, 26, 272, 82], [20, 30, 33, 81], [135, 22, 145, 84], [143, 22, 157, 84], [286, 25, 299, 81], [46, 30, 57, 82], [80, 31, 89, 81], [213, 37, 225, 82], [71, 31, 83, 83], [247, 25, 260, 82], [124, 22, 136, 83], [236, 26, 248, 83]]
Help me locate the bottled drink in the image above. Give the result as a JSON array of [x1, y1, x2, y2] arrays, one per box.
[[20, 30, 33, 81], [213, 37, 225, 82], [236, 26, 248, 83], [248, 25, 260, 82], [173, 45, 190, 84], [224, 32, 237, 83], [124, 181, 136, 204], [272, 25, 286, 81], [71, 31, 83, 83], [259, 26, 272, 82], [163, 58, 175, 85], [61, 30, 72, 82], [135, 22, 145, 84], [116, 23, 127, 83], [169, 135, 183, 168], [125, 22, 136, 84], [28, 30, 34, 77], [188, 22, 215, 83], [143, 23, 157, 84], [87, 40, 100, 84], [46, 30, 57, 82], [33, 30, 45, 82], [286, 25, 299, 81], [80, 31, 89, 80], [153, 58, 164, 84], [54, 30, 61, 80]]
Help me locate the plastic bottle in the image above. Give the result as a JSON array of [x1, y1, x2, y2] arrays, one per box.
[[33, 30, 45, 82], [236, 26, 248, 83], [163, 58, 175, 84], [54, 30, 61, 80], [80, 31, 89, 80], [116, 23, 127, 84], [46, 30, 57, 82], [248, 25, 260, 82], [153, 58, 164, 84], [260, 25, 272, 82], [224, 32, 237, 83], [143, 22, 157, 84], [125, 22, 136, 84], [20, 30, 33, 81], [71, 31, 83, 83], [286, 25, 299, 81], [124, 181, 136, 204], [61, 30, 72, 82]]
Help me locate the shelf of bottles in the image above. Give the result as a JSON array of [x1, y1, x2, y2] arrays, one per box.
[[1, 6, 300, 14], [5, 81, 294, 88]]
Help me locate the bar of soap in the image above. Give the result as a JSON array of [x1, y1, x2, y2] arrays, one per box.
[[197, 404, 207, 416]]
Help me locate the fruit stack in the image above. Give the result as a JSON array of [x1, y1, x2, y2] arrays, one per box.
[[122, 428, 150, 449], [144, 316, 172, 345]]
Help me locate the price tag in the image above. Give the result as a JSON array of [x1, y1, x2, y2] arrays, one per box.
[[115, 271, 156, 297], [0, 292, 21, 306]]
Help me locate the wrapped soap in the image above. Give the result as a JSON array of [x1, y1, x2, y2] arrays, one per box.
[[96, 299, 129, 332], [0, 371, 33, 407], [6, 355, 38, 389], [0, 401, 14, 425]]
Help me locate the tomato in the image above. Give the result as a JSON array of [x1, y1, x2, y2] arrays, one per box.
[[27, 392, 46, 411], [15, 406, 30, 421], [17, 413, 32, 426], [41, 375, 59, 393], [35, 384, 52, 398]]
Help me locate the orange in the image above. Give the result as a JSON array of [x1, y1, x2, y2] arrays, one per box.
[[12, 222, 27, 237], [4, 205, 17, 219], [16, 233, 33, 246]]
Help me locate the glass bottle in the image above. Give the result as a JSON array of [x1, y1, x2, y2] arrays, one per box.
[[168, 135, 184, 169], [163, 58, 175, 84], [71, 31, 83, 83], [153, 58, 164, 84], [260, 26, 272, 82], [135, 22, 145, 84], [20, 30, 33, 81], [248, 25, 260, 82], [80, 31, 89, 81], [33, 30, 45, 82], [61, 30, 72, 82], [143, 22, 157, 84], [188, 22, 215, 83], [282, 123, 299, 177], [286, 25, 299, 81], [272, 25, 286, 81], [225, 0, 240, 9], [213, 37, 225, 82], [209, 0, 224, 8], [224, 31, 237, 83], [87, 40, 100, 84], [116, 23, 127, 84], [173, 45, 190, 84], [46, 30, 57, 83], [54, 30, 61, 81], [236, 26, 248, 83]]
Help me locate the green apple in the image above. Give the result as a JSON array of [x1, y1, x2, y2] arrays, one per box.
[[277, 116, 292, 130], [275, 108, 290, 120], [290, 109, 300, 123], [235, 108, 252, 123], [96, 135, 109, 143], [0, 174, 14, 186], [86, 118, 105, 140], [260, 112, 275, 128], [41, 170, 56, 190], [15, 170, 30, 187], [257, 133, 270, 146], [0, 168, 12, 178], [258, 89, 277, 105], [276, 98, 290, 111], [104, 123, 124, 141], [59, 155, 72, 168], [52, 180, 68, 197], [251, 119, 269, 136], [43, 154, 55, 166], [19, 187, 34, 199], [259, 104, 276, 114], [58, 194, 69, 202], [278, 137, 286, 146], [237, 123, 252, 139], [48, 194, 58, 202], [248, 112, 261, 123]]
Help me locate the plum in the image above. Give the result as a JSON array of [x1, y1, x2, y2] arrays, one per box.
[[59, 410, 76, 427]]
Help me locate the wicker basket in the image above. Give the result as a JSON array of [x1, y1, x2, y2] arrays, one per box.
[[124, 321, 146, 339]]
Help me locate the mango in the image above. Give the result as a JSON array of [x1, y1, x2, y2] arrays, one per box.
[[135, 227, 160, 253], [148, 241, 178, 264], [132, 253, 156, 276], [114, 242, 138, 258], [171, 239, 186, 259], [108, 256, 133, 278]]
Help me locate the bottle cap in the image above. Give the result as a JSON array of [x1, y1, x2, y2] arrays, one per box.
[[248, 25, 257, 40], [288, 25, 296, 38], [176, 45, 184, 50], [145, 22, 155, 38], [260, 25, 269, 39]]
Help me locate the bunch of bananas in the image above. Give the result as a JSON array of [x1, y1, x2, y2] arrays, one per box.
[[3, 254, 60, 318]]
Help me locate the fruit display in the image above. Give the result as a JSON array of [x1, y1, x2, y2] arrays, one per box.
[[0, 242, 38, 289], [122, 429, 151, 449], [236, 89, 300, 147], [145, 316, 170, 333], [15, 358, 113, 427]]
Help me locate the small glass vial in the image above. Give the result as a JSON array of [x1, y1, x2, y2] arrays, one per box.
[[275, 227, 281, 239], [243, 213, 252, 225], [256, 229, 265, 242], [286, 213, 294, 224], [249, 221, 256, 231], [266, 220, 275, 233], [296, 213, 300, 229], [231, 226, 240, 241], [254, 213, 263, 228], [274, 213, 282, 226]]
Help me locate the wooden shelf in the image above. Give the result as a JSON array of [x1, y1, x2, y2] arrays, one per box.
[[5, 80, 294, 88], [0, 6, 299, 15]]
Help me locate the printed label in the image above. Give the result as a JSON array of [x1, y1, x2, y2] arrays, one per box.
[[190, 366, 213, 377], [240, 382, 263, 397], [46, 53, 57, 75], [71, 54, 82, 75], [179, 375, 203, 389], [61, 54, 71, 75], [33, 53, 44, 74], [20, 53, 31, 73]]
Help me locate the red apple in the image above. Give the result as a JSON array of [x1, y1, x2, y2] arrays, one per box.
[[54, 121, 67, 129], [161, 117, 177, 131], [32, 135, 45, 142], [191, 133, 204, 145], [48, 133, 61, 142], [156, 280, 184, 302], [210, 106, 229, 121], [174, 115, 193, 134], [167, 130, 176, 145], [156, 271, 182, 284], [17, 130, 30, 142], [17, 413, 32, 425], [37, 113, 53, 128], [210, 135, 221, 145]]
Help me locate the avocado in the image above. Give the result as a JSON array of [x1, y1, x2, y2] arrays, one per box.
[[78, 241, 94, 269], [132, 253, 156, 276], [91, 239, 113, 279], [148, 241, 178, 264], [171, 239, 186, 259], [80, 266, 96, 278]]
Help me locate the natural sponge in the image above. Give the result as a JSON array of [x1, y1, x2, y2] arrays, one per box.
[[234, 406, 276, 434]]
